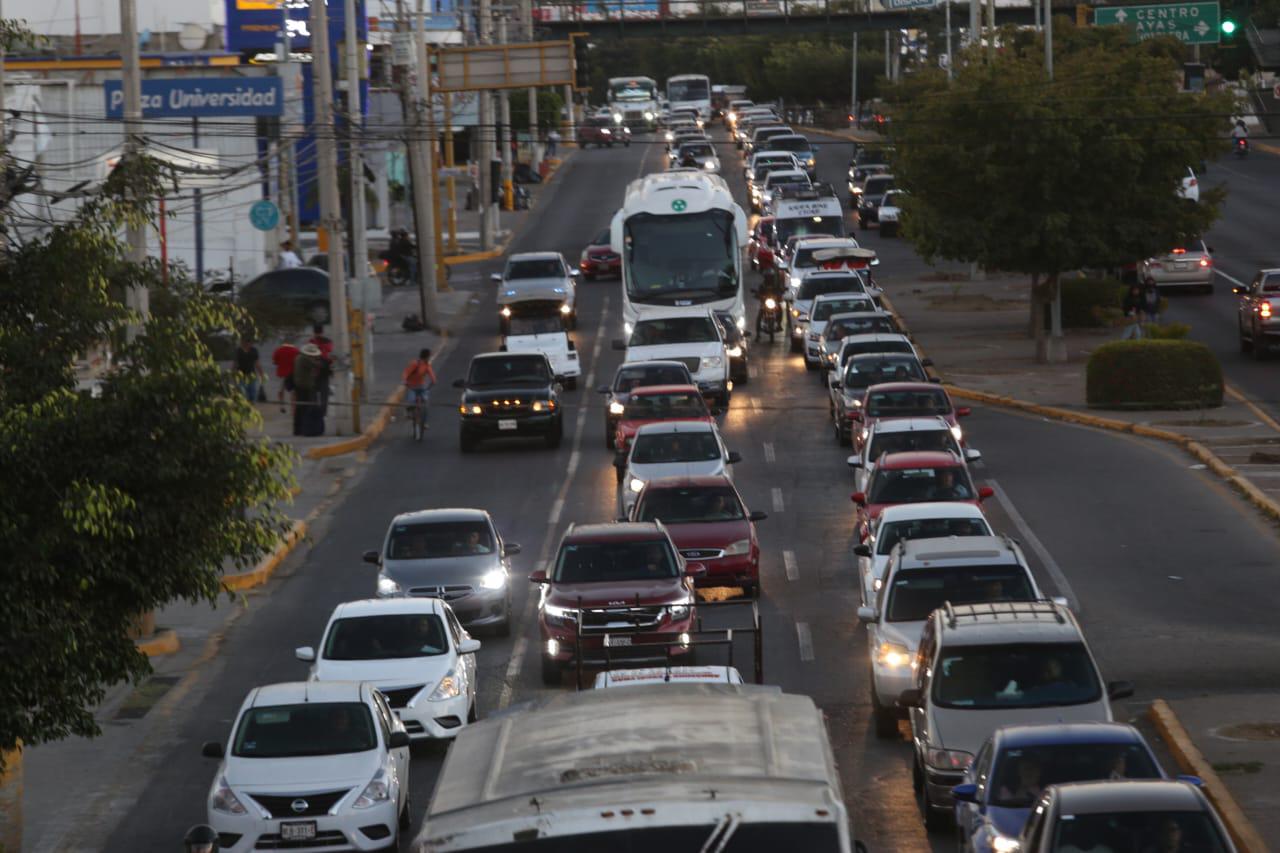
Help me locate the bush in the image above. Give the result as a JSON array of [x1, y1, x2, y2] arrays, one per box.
[[1086, 340, 1223, 409], [1145, 321, 1191, 340], [1061, 277, 1127, 328]]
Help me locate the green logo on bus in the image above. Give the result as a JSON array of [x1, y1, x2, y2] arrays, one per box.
[[671, 199, 687, 212]]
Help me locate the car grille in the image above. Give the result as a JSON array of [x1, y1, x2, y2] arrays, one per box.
[[676, 357, 702, 373], [378, 684, 426, 708], [624, 109, 645, 122], [588, 252, 617, 261], [247, 789, 350, 818], [580, 606, 666, 632], [479, 399, 535, 416], [680, 548, 724, 560], [408, 584, 473, 601], [254, 830, 348, 849]]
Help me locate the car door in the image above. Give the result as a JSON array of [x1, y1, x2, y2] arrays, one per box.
[[444, 606, 477, 706], [958, 740, 994, 844], [908, 622, 938, 763], [371, 691, 409, 808]]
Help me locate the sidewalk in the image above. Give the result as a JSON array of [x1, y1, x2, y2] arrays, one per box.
[[18, 149, 575, 853]]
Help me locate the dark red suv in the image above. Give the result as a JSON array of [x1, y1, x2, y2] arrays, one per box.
[[529, 522, 700, 685]]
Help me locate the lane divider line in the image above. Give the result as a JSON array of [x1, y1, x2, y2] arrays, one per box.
[[796, 621, 815, 662], [771, 488, 785, 512], [985, 479, 1079, 614], [783, 550, 799, 581], [763, 441, 776, 463]]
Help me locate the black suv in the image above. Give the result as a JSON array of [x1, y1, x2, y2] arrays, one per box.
[[454, 352, 563, 452]]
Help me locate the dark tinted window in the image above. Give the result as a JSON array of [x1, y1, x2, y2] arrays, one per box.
[[612, 363, 693, 392], [841, 339, 913, 360], [989, 743, 1161, 808], [624, 391, 708, 420], [876, 516, 990, 555], [1050, 811, 1227, 853], [769, 136, 811, 152], [885, 566, 1035, 623], [774, 216, 844, 244], [629, 316, 719, 346], [635, 485, 745, 523], [800, 276, 864, 300], [934, 643, 1103, 710], [323, 614, 450, 660], [387, 520, 494, 559], [631, 431, 721, 464], [812, 299, 875, 321], [864, 176, 895, 195], [843, 356, 927, 388], [826, 316, 895, 339], [867, 464, 974, 504], [506, 258, 564, 279], [233, 702, 376, 758], [467, 356, 551, 386], [867, 429, 959, 460], [554, 540, 678, 582], [866, 389, 951, 417]]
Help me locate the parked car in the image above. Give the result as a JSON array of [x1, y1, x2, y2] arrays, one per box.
[[238, 266, 331, 324]]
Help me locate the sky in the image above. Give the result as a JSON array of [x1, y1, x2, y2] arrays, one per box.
[[8, 0, 226, 38]]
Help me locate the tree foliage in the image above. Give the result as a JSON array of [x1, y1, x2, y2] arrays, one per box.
[[0, 155, 295, 758]]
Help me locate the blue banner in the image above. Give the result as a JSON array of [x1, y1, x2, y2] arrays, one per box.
[[104, 77, 284, 118], [225, 0, 367, 53]]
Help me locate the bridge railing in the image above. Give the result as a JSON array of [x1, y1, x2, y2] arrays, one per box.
[[533, 0, 871, 26]]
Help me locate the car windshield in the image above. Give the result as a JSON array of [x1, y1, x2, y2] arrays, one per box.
[[612, 364, 692, 392], [681, 143, 714, 158], [813, 299, 875, 321], [842, 339, 913, 360], [507, 315, 564, 336], [767, 173, 809, 187], [554, 540, 679, 582], [774, 216, 844, 244], [882, 191, 904, 205], [629, 316, 719, 346], [1049, 811, 1228, 853], [506, 258, 563, 279], [625, 210, 737, 304], [933, 642, 1103, 710], [386, 520, 494, 559], [868, 429, 959, 460], [856, 149, 889, 166], [611, 80, 657, 101], [866, 389, 951, 417], [988, 744, 1161, 809], [769, 137, 810, 153], [667, 78, 709, 102], [867, 465, 974, 504], [754, 162, 792, 181], [631, 431, 721, 464], [586, 117, 613, 128], [886, 566, 1035, 622], [864, 177, 895, 195], [876, 517, 991, 555], [467, 356, 550, 386], [624, 391, 708, 419], [844, 357, 927, 389], [323, 614, 450, 660], [635, 485, 745, 523], [232, 702, 376, 758], [592, 228, 611, 246], [800, 276, 864, 301], [827, 316, 895, 338], [714, 312, 744, 344]]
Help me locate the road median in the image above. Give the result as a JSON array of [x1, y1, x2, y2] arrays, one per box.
[[220, 519, 308, 592]]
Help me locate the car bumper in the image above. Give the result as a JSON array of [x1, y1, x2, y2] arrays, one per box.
[[540, 621, 697, 664], [210, 799, 398, 853], [695, 378, 731, 398], [581, 258, 620, 276], [860, 208, 879, 223], [804, 340, 823, 363], [394, 692, 471, 740], [1144, 266, 1212, 287], [693, 553, 759, 586], [871, 663, 914, 713], [460, 413, 559, 438]]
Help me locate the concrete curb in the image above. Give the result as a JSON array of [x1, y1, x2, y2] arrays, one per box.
[[134, 628, 180, 658], [441, 155, 571, 267], [795, 124, 881, 144], [1148, 699, 1270, 853], [220, 519, 308, 593], [304, 386, 406, 460]]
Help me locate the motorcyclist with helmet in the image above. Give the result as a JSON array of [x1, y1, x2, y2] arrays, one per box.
[[183, 824, 219, 853], [754, 273, 787, 338], [382, 229, 417, 284]]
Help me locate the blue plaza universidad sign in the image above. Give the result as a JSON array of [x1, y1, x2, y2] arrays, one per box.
[[104, 77, 284, 118]]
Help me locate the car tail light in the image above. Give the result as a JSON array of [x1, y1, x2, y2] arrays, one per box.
[[1262, 302, 1273, 319], [1199, 256, 1210, 268], [1171, 247, 1187, 255]]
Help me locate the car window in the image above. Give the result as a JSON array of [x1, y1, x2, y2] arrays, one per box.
[[800, 276, 864, 300], [876, 517, 991, 555], [868, 429, 960, 461], [1263, 274, 1280, 293], [506, 258, 563, 279], [866, 389, 951, 417], [593, 229, 610, 245], [631, 431, 722, 464], [864, 177, 895, 194], [1050, 811, 1228, 853], [507, 315, 564, 336], [769, 136, 810, 152], [635, 485, 745, 523], [867, 465, 974, 504], [323, 614, 450, 660], [933, 642, 1102, 709], [767, 173, 809, 187], [445, 608, 465, 646], [812, 299, 875, 321], [989, 743, 1160, 808], [885, 566, 1035, 622], [553, 540, 679, 582], [624, 391, 708, 420], [467, 356, 551, 386], [844, 357, 927, 388], [827, 316, 894, 339], [370, 692, 394, 742], [233, 702, 377, 758], [843, 339, 913, 360], [612, 364, 692, 392], [387, 520, 494, 559], [629, 316, 719, 346]]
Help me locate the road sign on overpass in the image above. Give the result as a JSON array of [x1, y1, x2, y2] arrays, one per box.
[[1094, 1, 1221, 44], [883, 0, 937, 8]]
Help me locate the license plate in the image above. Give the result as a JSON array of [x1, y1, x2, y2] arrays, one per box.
[[605, 635, 632, 647], [1175, 262, 1189, 270], [280, 822, 317, 841], [498, 419, 517, 431]]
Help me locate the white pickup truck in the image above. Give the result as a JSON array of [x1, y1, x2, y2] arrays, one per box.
[[502, 315, 581, 389]]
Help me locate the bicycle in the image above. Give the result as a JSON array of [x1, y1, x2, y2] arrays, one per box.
[[406, 387, 429, 442]]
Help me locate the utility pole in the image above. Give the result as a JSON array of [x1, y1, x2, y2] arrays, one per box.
[[0, 0, 7, 256], [311, 0, 354, 433], [969, 0, 979, 49], [120, 0, 148, 333], [522, 0, 540, 167], [1044, 0, 1054, 78], [986, 0, 995, 60], [345, 0, 370, 411], [416, 0, 446, 293], [884, 30, 891, 78], [412, 0, 440, 324], [477, 0, 494, 249], [945, 1, 953, 80], [498, 15, 512, 211], [850, 32, 858, 123]]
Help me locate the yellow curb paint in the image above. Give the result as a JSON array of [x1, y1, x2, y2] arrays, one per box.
[[220, 520, 308, 592], [1226, 384, 1280, 435], [134, 628, 180, 658], [304, 387, 406, 460], [1149, 700, 1270, 853]]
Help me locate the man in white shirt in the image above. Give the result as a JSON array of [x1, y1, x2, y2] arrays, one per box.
[[278, 240, 302, 269]]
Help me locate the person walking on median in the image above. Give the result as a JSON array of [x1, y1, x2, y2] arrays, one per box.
[[234, 338, 266, 403], [1122, 284, 1145, 340], [291, 343, 330, 437], [1141, 281, 1161, 328], [402, 348, 438, 426], [271, 337, 300, 413], [546, 128, 560, 158]]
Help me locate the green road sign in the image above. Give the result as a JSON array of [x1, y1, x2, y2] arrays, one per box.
[[1095, 2, 1221, 44]]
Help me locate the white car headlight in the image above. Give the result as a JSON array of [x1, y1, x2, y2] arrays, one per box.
[[668, 603, 691, 620], [951, 423, 963, 441], [764, 297, 778, 310], [623, 322, 633, 335], [790, 275, 802, 288], [877, 641, 912, 669], [701, 356, 723, 369], [703, 160, 715, 170], [629, 477, 646, 493], [543, 601, 576, 621], [609, 401, 625, 415], [428, 669, 463, 701], [725, 345, 743, 358], [735, 315, 746, 330], [211, 776, 247, 815], [353, 766, 392, 809], [926, 747, 974, 771], [559, 303, 572, 315], [644, 110, 655, 120], [376, 574, 402, 597], [479, 568, 507, 590], [723, 538, 751, 556], [665, 131, 674, 142], [500, 306, 511, 317], [992, 837, 1021, 853]]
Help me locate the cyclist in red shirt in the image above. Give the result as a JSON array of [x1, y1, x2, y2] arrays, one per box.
[[402, 348, 437, 422]]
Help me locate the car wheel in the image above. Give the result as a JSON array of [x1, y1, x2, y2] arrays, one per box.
[[399, 797, 412, 830], [835, 419, 850, 446], [921, 779, 951, 833], [605, 424, 616, 450], [742, 581, 760, 599], [871, 678, 899, 739], [789, 336, 803, 354], [624, 140, 631, 147], [565, 376, 577, 391], [540, 655, 561, 686], [467, 703, 478, 724]]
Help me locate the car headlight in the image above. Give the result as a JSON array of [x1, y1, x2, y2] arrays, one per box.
[[701, 355, 723, 369], [735, 315, 746, 330], [623, 322, 633, 335], [725, 345, 743, 358], [601, 128, 612, 136], [789, 274, 801, 288], [532, 400, 553, 412], [806, 157, 816, 167], [644, 111, 655, 120], [925, 747, 974, 771], [353, 766, 392, 809], [612, 113, 623, 124], [211, 776, 246, 815], [723, 538, 751, 556], [479, 568, 507, 590], [703, 160, 715, 170], [668, 603, 691, 620], [560, 303, 572, 315], [877, 641, 911, 669], [543, 601, 576, 623], [376, 573, 402, 597], [665, 131, 674, 142], [951, 423, 963, 441], [500, 306, 511, 317], [428, 669, 463, 701], [609, 401, 625, 415], [629, 477, 646, 493], [764, 297, 777, 310], [992, 837, 1021, 853]]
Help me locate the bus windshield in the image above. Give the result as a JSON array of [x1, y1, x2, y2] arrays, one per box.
[[610, 80, 657, 102], [668, 77, 710, 102], [625, 209, 737, 305]]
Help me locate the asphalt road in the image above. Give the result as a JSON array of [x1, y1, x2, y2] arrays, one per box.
[[102, 128, 1280, 852]]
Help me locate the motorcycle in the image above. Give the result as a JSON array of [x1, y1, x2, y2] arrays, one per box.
[[379, 248, 415, 287], [1234, 137, 1249, 158], [757, 296, 783, 342]]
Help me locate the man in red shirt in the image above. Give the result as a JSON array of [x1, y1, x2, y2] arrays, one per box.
[[271, 338, 300, 413]]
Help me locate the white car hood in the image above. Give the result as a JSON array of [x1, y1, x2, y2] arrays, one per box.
[[630, 459, 726, 482], [505, 333, 570, 356], [931, 701, 1113, 758], [312, 655, 453, 692], [223, 749, 383, 792], [626, 342, 721, 363]]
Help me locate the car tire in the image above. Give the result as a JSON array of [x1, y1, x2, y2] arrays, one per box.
[[583, 271, 594, 282], [921, 779, 951, 834], [882, 224, 897, 238], [605, 424, 616, 450], [871, 683, 899, 740], [835, 419, 850, 446], [565, 376, 577, 391], [467, 703, 478, 724], [742, 581, 760, 599], [399, 799, 411, 830], [789, 336, 803, 354], [540, 655, 561, 686]]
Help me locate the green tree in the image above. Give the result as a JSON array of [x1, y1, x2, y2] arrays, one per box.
[[0, 155, 295, 758], [888, 33, 1231, 360], [508, 88, 566, 136]]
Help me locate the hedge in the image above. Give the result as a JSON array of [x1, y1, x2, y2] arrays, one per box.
[[1062, 277, 1127, 328], [1086, 340, 1223, 410]]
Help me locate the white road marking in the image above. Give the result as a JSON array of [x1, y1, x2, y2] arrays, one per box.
[[1215, 268, 1248, 288], [763, 442, 776, 463], [771, 487, 785, 512], [796, 622, 815, 661], [749, 364, 760, 379], [496, 633, 529, 712], [783, 549, 799, 581], [986, 479, 1080, 613], [750, 397, 762, 413]]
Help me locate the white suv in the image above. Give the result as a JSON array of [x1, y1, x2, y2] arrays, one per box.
[[898, 601, 1133, 831], [616, 310, 732, 410]]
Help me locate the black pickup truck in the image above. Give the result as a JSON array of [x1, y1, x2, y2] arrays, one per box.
[[453, 352, 564, 452]]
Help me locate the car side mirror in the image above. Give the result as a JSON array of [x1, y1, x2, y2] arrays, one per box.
[[854, 842, 869, 853], [528, 569, 548, 583], [490, 273, 503, 283], [569, 269, 581, 278], [854, 544, 872, 557], [1176, 774, 1204, 787], [295, 646, 316, 662], [851, 491, 867, 506], [726, 451, 742, 464], [964, 448, 982, 463], [1051, 596, 1070, 608], [596, 384, 610, 394], [567, 339, 576, 351], [829, 376, 840, 389], [452, 378, 466, 389], [856, 605, 877, 622], [749, 510, 768, 521], [1107, 680, 1135, 701], [956, 406, 971, 417], [503, 542, 522, 556], [201, 741, 224, 759], [952, 783, 979, 804], [362, 549, 380, 565], [686, 561, 708, 578], [388, 731, 411, 749], [920, 357, 934, 367], [611, 338, 626, 350], [930, 376, 944, 384], [1208, 246, 1215, 254], [897, 688, 922, 708], [978, 486, 994, 501], [847, 455, 861, 468], [458, 638, 481, 655]]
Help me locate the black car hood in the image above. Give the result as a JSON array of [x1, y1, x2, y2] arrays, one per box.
[[462, 386, 553, 403]]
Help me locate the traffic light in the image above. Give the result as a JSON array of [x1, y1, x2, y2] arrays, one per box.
[[571, 32, 590, 91], [1221, 16, 1238, 35]]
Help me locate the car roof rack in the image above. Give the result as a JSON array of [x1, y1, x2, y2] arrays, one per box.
[[942, 599, 1066, 629]]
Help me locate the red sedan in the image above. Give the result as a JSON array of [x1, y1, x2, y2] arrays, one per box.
[[748, 216, 777, 273], [613, 384, 715, 458], [853, 382, 972, 451], [630, 475, 767, 597], [579, 227, 620, 280], [851, 450, 992, 541]]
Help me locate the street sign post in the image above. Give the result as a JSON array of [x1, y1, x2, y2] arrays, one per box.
[[882, 0, 937, 9], [249, 199, 281, 231], [1094, 1, 1221, 44]]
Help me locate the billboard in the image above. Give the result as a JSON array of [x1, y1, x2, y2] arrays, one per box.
[[225, 0, 368, 53], [104, 77, 284, 118]]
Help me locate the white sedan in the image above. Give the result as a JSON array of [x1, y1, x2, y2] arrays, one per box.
[[851, 502, 993, 607], [296, 597, 481, 742], [617, 420, 741, 519]]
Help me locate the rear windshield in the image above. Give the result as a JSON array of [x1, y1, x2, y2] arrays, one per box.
[[867, 429, 959, 461], [553, 540, 678, 582], [775, 216, 844, 244], [631, 431, 721, 464], [885, 566, 1035, 623], [612, 364, 692, 392], [842, 339, 913, 360], [812, 299, 875, 321], [800, 277, 863, 300], [767, 173, 810, 187], [387, 520, 494, 559], [843, 357, 927, 388], [754, 163, 792, 181], [635, 485, 745, 524], [876, 516, 990, 555], [681, 143, 714, 158], [826, 315, 895, 338], [769, 136, 810, 152], [867, 464, 974, 504], [506, 258, 562, 279], [989, 743, 1160, 809], [467, 356, 551, 387], [323, 614, 450, 660], [864, 177, 895, 195], [624, 391, 708, 419], [1050, 811, 1228, 853], [233, 702, 376, 758], [933, 642, 1102, 710], [866, 388, 951, 417], [629, 317, 719, 346], [856, 149, 889, 166]]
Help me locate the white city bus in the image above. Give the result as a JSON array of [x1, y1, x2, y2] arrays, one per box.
[[610, 169, 750, 334], [666, 73, 712, 121], [607, 76, 660, 131]]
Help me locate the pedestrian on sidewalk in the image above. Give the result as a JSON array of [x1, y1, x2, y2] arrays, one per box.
[[271, 338, 300, 413], [1121, 284, 1145, 340], [292, 343, 329, 437], [1142, 281, 1161, 328], [546, 128, 560, 158], [234, 338, 266, 402], [309, 323, 335, 416], [278, 240, 302, 269]]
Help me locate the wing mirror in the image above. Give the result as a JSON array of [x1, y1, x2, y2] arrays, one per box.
[[685, 561, 708, 577], [452, 378, 466, 389], [920, 357, 934, 367], [388, 731, 411, 749], [458, 638, 482, 655], [896, 688, 922, 708], [489, 273, 503, 283], [528, 569, 549, 583], [856, 605, 877, 622], [749, 510, 768, 522], [726, 451, 743, 464], [201, 741, 224, 759], [362, 549, 381, 565], [956, 406, 971, 417], [503, 542, 522, 556], [952, 783, 978, 804], [851, 491, 867, 506], [978, 486, 994, 501], [596, 384, 610, 394], [1107, 680, 1135, 701], [964, 448, 982, 463], [611, 338, 626, 350], [853, 544, 872, 557], [847, 455, 862, 468], [569, 269, 581, 278], [295, 646, 316, 662]]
